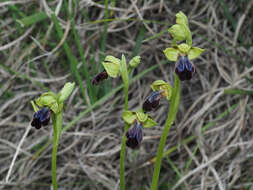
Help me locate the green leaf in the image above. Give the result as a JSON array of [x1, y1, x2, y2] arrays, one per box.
[[178, 43, 191, 54], [102, 55, 121, 78], [163, 47, 179, 62], [36, 92, 59, 113], [136, 110, 148, 123], [188, 47, 205, 60], [168, 24, 187, 41], [58, 82, 75, 102], [143, 117, 158, 128], [17, 12, 48, 27], [122, 111, 136, 124], [129, 56, 141, 68], [176, 11, 189, 27], [120, 54, 129, 87]]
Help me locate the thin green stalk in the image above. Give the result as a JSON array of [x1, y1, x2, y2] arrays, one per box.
[[51, 13, 87, 105], [120, 55, 130, 190], [52, 113, 63, 190], [150, 75, 181, 190], [120, 84, 129, 190]]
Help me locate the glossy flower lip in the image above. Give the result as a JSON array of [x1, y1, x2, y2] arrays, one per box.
[[142, 91, 162, 112], [126, 121, 143, 149], [31, 108, 51, 129], [92, 70, 109, 85], [175, 56, 195, 81]]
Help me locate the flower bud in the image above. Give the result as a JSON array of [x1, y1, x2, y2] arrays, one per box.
[[129, 56, 141, 68]]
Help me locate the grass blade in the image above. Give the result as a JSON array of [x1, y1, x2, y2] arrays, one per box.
[[51, 13, 87, 105]]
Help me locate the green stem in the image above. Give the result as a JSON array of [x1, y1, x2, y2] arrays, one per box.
[[120, 83, 129, 190], [150, 75, 181, 190], [52, 113, 63, 190]]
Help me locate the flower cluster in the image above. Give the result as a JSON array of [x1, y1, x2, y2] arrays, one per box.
[[30, 82, 75, 130], [163, 11, 204, 81], [123, 80, 172, 149], [122, 109, 157, 149]]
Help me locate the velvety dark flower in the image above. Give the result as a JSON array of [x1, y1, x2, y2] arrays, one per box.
[[175, 56, 195, 81], [126, 121, 143, 149], [92, 70, 108, 85], [142, 91, 162, 112], [31, 108, 51, 129]]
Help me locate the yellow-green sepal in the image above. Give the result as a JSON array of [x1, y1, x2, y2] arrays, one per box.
[[136, 110, 148, 123], [58, 82, 75, 103], [168, 24, 188, 41], [176, 11, 189, 27], [102, 55, 121, 78], [143, 117, 158, 128], [169, 11, 192, 46], [163, 47, 179, 62], [188, 47, 205, 60], [129, 56, 141, 68], [122, 110, 136, 125], [151, 80, 172, 100], [36, 92, 59, 113]]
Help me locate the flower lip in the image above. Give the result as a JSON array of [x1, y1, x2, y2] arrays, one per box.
[[142, 91, 162, 112], [175, 56, 195, 81], [31, 108, 51, 129], [126, 121, 143, 149], [92, 70, 109, 85]]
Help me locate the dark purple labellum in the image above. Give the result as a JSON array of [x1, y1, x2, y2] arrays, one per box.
[[142, 91, 162, 112], [31, 108, 51, 129], [126, 121, 143, 149], [92, 70, 109, 85], [175, 56, 195, 81]]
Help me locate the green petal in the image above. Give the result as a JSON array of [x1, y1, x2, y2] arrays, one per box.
[[58, 82, 75, 102], [136, 110, 148, 123], [178, 43, 191, 54], [168, 24, 187, 41], [30, 100, 39, 112], [188, 47, 205, 60], [129, 56, 141, 68], [143, 117, 158, 128], [122, 111, 136, 124], [176, 11, 189, 27], [163, 47, 179, 62], [151, 80, 172, 100], [160, 83, 172, 100], [151, 80, 166, 91]]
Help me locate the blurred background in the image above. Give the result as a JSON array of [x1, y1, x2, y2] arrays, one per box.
[[1, 0, 253, 189]]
